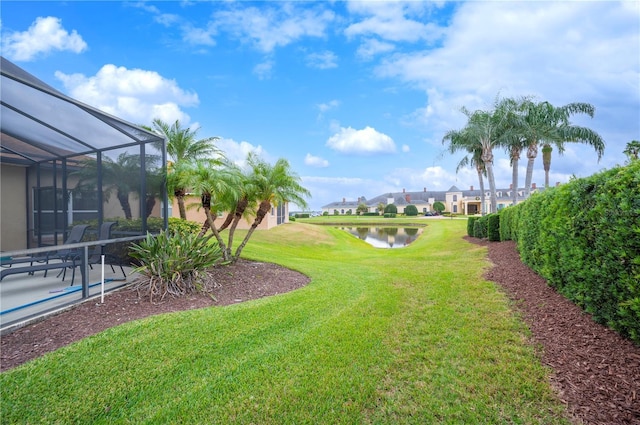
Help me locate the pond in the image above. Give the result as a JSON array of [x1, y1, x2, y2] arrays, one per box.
[[338, 226, 423, 249]]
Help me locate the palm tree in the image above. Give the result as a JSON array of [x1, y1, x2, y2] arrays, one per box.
[[146, 119, 221, 220], [233, 153, 310, 261], [624, 140, 640, 161], [443, 128, 487, 214], [540, 104, 604, 188], [188, 160, 240, 261], [444, 96, 514, 214], [520, 101, 604, 194], [74, 152, 157, 220]]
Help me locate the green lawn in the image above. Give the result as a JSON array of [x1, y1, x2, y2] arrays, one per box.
[[0, 219, 569, 424]]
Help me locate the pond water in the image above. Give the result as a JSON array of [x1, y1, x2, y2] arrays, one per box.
[[338, 226, 423, 249]]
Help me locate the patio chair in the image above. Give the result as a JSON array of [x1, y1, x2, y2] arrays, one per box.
[[86, 222, 126, 279], [46, 224, 90, 279]]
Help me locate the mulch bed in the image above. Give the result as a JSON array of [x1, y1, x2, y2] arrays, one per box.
[[472, 237, 640, 425]]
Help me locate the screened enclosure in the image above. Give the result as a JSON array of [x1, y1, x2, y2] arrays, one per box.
[[1, 56, 168, 251]]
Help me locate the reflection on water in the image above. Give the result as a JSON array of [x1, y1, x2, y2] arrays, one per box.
[[339, 226, 423, 248]]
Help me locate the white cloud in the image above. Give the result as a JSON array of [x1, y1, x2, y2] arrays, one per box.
[[326, 126, 396, 155], [375, 1, 639, 171], [217, 138, 268, 168], [356, 38, 395, 61], [253, 60, 274, 80], [317, 100, 340, 113], [54, 64, 198, 125], [214, 4, 335, 53], [345, 1, 445, 43], [402, 144, 410, 153], [306, 51, 338, 69], [2, 16, 87, 61], [304, 153, 329, 168]]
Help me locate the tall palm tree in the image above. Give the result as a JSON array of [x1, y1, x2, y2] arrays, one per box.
[[540, 104, 604, 188], [444, 97, 514, 214], [233, 153, 310, 260], [146, 119, 222, 220], [520, 101, 604, 195], [443, 128, 487, 214]]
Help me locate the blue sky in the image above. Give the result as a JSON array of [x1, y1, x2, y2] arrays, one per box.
[[2, 1, 639, 210]]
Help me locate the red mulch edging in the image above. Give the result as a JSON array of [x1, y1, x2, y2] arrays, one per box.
[[473, 237, 640, 425]]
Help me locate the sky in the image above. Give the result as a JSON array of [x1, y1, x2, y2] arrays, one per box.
[[1, 1, 639, 211]]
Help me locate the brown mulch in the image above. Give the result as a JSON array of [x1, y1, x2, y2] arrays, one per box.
[[1, 241, 639, 425], [470, 237, 640, 425]]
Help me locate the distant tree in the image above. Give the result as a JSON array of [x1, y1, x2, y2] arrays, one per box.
[[334, 209, 339, 215], [433, 201, 445, 214], [377, 202, 385, 215], [356, 203, 368, 215], [404, 204, 418, 216], [624, 140, 640, 162]]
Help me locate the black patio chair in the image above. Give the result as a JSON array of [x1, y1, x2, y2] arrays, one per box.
[[86, 222, 126, 279], [46, 224, 90, 280]]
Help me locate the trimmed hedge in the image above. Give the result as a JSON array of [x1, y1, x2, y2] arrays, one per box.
[[404, 204, 418, 216], [467, 217, 478, 237], [507, 162, 640, 344], [487, 214, 500, 242]]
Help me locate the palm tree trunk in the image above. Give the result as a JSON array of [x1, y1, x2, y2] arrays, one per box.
[[524, 141, 538, 198], [203, 207, 229, 262], [542, 144, 552, 188], [234, 200, 270, 261], [475, 165, 486, 215], [175, 189, 187, 220], [117, 190, 133, 220], [510, 146, 520, 206], [224, 197, 249, 258], [481, 143, 497, 214]]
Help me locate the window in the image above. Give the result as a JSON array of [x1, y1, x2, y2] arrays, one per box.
[[33, 187, 98, 234], [453, 195, 457, 202]]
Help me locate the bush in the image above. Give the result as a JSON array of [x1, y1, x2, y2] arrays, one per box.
[[362, 212, 379, 216], [511, 162, 640, 344], [384, 204, 397, 214], [168, 217, 201, 235], [295, 213, 310, 219], [467, 217, 478, 237], [289, 216, 296, 222], [323, 211, 329, 216], [129, 230, 223, 301], [404, 204, 418, 216], [473, 215, 488, 239], [383, 213, 397, 218], [487, 214, 500, 242], [433, 201, 445, 214]]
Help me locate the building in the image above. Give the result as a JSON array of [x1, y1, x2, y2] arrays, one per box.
[[321, 184, 543, 216]]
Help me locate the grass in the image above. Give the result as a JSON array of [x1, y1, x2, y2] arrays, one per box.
[[0, 219, 570, 424]]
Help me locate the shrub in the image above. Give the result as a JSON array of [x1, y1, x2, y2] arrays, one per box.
[[473, 215, 488, 239], [404, 204, 418, 216], [384, 204, 398, 214], [295, 213, 310, 219], [511, 162, 640, 344], [168, 217, 201, 235], [323, 211, 329, 216], [487, 214, 500, 242], [129, 230, 223, 301], [433, 201, 445, 214], [383, 213, 397, 218], [362, 212, 379, 216], [467, 217, 478, 237], [289, 216, 296, 222]]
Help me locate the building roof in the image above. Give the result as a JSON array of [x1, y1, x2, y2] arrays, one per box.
[[0, 56, 165, 166]]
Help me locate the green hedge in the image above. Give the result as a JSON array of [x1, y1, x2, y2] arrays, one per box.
[[487, 214, 500, 242], [510, 162, 640, 344], [467, 217, 478, 237], [473, 215, 488, 239]]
